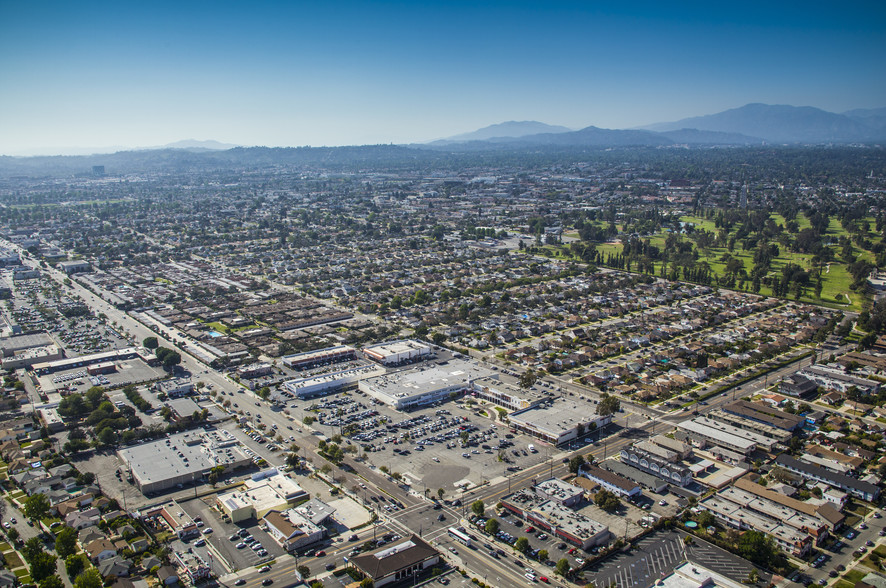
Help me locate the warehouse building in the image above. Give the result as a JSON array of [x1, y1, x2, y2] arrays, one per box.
[[118, 429, 251, 494], [509, 399, 612, 446], [362, 339, 432, 366]]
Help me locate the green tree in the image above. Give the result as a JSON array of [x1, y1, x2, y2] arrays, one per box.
[[556, 558, 571, 576], [538, 549, 548, 562], [23, 536, 45, 562], [6, 527, 18, 542], [286, 452, 301, 469], [74, 568, 103, 588], [515, 537, 529, 553], [437, 488, 445, 500], [471, 500, 485, 517], [519, 370, 537, 389], [142, 336, 158, 349], [23, 493, 50, 523], [596, 393, 620, 416], [485, 518, 500, 535], [65, 554, 86, 579], [39, 576, 65, 588], [697, 511, 716, 529], [258, 387, 271, 400], [594, 489, 621, 512], [29, 552, 58, 582], [297, 565, 310, 579], [54, 526, 78, 558], [97, 426, 117, 446], [568, 455, 586, 474]]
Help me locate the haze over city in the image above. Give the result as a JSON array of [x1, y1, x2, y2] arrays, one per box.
[[1, 0, 885, 155]]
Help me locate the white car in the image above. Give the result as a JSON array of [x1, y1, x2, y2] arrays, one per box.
[[202, 528, 213, 535]]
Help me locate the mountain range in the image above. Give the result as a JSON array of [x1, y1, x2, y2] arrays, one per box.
[[429, 103, 886, 148]]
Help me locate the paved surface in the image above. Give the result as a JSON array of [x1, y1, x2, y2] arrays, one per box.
[[586, 530, 763, 588]]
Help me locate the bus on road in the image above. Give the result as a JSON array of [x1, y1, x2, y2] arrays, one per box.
[[448, 527, 472, 547]]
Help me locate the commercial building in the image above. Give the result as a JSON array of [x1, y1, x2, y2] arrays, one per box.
[[798, 365, 880, 395], [1, 344, 63, 370], [216, 469, 307, 523], [262, 508, 325, 553], [509, 399, 612, 446], [580, 464, 641, 498], [775, 454, 880, 502], [58, 260, 91, 275], [619, 445, 693, 487], [141, 501, 199, 539], [778, 374, 819, 397], [362, 339, 432, 366], [32, 347, 151, 375], [700, 480, 824, 557], [170, 550, 210, 583], [358, 359, 492, 410], [501, 486, 609, 549], [154, 378, 196, 398], [279, 363, 385, 400], [236, 363, 273, 379], [534, 478, 584, 506], [117, 429, 251, 494], [706, 409, 794, 443], [676, 418, 768, 456], [281, 345, 357, 370], [601, 460, 672, 494], [722, 400, 804, 432], [350, 535, 440, 588], [470, 377, 544, 411], [659, 561, 747, 588], [648, 435, 693, 459]]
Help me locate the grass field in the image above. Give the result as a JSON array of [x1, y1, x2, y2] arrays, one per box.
[[554, 212, 870, 311]]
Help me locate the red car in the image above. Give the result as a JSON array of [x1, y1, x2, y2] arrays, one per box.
[[540, 578, 549, 584], [567, 548, 577, 555], [526, 527, 536, 533], [315, 550, 326, 557]]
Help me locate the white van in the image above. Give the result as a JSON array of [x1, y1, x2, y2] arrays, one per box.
[[528, 444, 537, 453]]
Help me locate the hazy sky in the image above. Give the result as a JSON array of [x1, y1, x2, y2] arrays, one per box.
[[1, 0, 884, 155]]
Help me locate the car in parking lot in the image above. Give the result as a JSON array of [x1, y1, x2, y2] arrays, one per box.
[[230, 534, 240, 541], [236, 542, 247, 549], [194, 539, 206, 547]]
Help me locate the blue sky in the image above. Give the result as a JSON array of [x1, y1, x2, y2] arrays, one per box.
[[1, 0, 884, 154]]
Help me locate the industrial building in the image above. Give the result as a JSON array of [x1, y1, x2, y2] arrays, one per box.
[[117, 429, 251, 494], [362, 339, 432, 366], [509, 399, 612, 446], [358, 359, 492, 410]]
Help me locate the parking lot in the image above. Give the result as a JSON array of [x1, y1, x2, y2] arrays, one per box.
[[303, 390, 554, 492], [586, 530, 764, 588], [467, 509, 589, 572], [180, 495, 285, 571]]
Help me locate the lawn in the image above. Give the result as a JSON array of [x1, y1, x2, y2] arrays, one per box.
[[555, 211, 868, 311]]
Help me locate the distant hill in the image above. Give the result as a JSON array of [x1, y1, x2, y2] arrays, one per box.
[[432, 121, 572, 144], [843, 108, 886, 135], [642, 103, 884, 143], [155, 139, 238, 151]]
